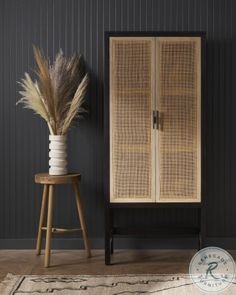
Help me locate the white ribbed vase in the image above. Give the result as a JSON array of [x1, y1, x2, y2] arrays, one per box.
[[49, 135, 68, 175]]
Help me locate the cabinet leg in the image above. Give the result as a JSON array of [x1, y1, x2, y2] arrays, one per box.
[[105, 207, 111, 265], [110, 208, 114, 254], [105, 237, 111, 265], [110, 236, 114, 255], [199, 207, 206, 250], [73, 180, 91, 258], [198, 232, 202, 250], [36, 184, 48, 255], [45, 185, 54, 268]]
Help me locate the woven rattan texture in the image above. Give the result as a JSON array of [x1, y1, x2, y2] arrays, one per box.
[[111, 40, 153, 200], [158, 40, 199, 200]]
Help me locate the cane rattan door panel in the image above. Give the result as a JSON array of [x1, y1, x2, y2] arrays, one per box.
[[109, 37, 156, 202], [108, 35, 201, 203], [156, 37, 201, 202]]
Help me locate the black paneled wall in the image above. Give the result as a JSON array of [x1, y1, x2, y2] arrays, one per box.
[[0, 0, 236, 248]]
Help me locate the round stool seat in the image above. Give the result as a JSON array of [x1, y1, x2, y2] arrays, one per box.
[[35, 173, 81, 184]]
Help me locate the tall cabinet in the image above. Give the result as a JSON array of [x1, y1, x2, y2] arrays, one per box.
[[104, 32, 205, 264]]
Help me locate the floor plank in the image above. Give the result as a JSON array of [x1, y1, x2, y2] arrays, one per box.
[[1, 249, 236, 282]]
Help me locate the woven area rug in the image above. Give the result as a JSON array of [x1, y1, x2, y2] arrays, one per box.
[[1, 273, 236, 294]]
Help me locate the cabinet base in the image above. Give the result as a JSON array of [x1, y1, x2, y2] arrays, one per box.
[[105, 207, 205, 265]]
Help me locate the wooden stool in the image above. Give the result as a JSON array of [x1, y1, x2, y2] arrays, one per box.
[[35, 173, 91, 267]]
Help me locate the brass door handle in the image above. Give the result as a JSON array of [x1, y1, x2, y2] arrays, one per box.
[[153, 111, 161, 130], [153, 111, 157, 129]]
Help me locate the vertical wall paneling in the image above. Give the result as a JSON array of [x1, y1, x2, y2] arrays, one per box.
[[0, 0, 235, 247]]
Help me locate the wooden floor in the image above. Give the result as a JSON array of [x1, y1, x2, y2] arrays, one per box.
[[1, 249, 236, 282]]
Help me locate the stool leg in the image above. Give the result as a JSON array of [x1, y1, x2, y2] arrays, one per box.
[[45, 184, 54, 267], [73, 181, 91, 258], [36, 184, 48, 255]]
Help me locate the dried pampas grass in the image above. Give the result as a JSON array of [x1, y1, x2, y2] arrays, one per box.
[[17, 46, 89, 135]]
